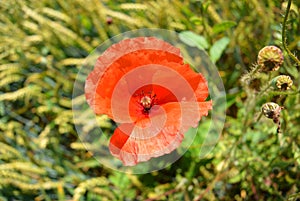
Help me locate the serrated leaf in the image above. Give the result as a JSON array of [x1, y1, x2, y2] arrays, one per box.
[[179, 31, 209, 50], [212, 21, 237, 34], [209, 37, 230, 63]]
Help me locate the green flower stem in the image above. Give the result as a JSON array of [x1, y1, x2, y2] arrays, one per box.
[[256, 112, 263, 122], [257, 81, 273, 98], [269, 90, 300, 96], [282, 0, 300, 66], [242, 74, 273, 132]]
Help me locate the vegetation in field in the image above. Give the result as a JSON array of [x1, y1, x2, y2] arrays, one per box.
[[0, 0, 299, 200]]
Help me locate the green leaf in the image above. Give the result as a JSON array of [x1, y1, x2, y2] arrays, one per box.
[[189, 16, 202, 25], [228, 169, 245, 184], [179, 31, 209, 50], [109, 172, 130, 190], [209, 37, 230, 63], [212, 21, 237, 34]]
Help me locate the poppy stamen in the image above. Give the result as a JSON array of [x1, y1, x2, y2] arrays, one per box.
[[136, 91, 157, 114], [140, 96, 152, 109]]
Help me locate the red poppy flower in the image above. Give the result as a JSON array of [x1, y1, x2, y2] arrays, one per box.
[[85, 37, 212, 166]]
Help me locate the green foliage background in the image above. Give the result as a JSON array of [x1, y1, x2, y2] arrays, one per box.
[[0, 0, 299, 200]]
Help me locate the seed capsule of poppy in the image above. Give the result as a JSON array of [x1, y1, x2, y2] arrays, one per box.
[[257, 46, 284, 72], [271, 75, 293, 90], [261, 102, 282, 119], [262, 102, 283, 134]]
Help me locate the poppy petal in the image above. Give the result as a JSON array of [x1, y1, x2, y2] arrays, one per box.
[[109, 123, 139, 166], [109, 101, 212, 166], [85, 37, 181, 115], [85, 37, 209, 121]]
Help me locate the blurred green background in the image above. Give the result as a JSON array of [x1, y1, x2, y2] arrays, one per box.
[[0, 0, 299, 200]]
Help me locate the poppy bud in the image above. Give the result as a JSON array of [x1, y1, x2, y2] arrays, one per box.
[[257, 46, 284, 72], [271, 75, 293, 90]]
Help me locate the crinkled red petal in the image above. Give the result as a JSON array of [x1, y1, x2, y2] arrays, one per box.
[[85, 37, 209, 122], [109, 101, 212, 166]]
